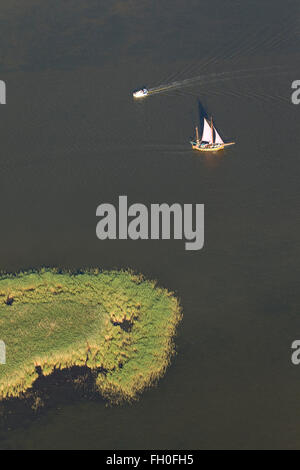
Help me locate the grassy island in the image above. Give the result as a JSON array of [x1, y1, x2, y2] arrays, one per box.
[[0, 269, 181, 403]]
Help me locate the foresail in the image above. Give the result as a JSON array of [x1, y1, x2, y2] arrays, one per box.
[[202, 118, 212, 143], [214, 127, 224, 144]]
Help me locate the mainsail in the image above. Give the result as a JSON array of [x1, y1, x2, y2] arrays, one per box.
[[191, 114, 235, 151], [201, 118, 212, 143], [214, 126, 224, 144]]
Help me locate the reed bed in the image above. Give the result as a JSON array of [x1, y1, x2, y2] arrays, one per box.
[[0, 269, 182, 403]]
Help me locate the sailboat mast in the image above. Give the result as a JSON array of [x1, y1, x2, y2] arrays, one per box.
[[211, 117, 214, 144], [195, 126, 199, 143]]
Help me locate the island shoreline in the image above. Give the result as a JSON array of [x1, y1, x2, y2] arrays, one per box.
[[0, 268, 182, 405]]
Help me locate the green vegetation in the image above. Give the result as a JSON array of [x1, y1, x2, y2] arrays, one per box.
[[0, 269, 181, 403]]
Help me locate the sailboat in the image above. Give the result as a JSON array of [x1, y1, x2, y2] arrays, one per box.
[[190, 117, 235, 152]]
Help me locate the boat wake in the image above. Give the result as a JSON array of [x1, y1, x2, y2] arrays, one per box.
[[146, 9, 299, 99], [148, 65, 291, 96]]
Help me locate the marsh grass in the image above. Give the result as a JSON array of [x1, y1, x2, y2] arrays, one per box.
[[0, 269, 182, 403]]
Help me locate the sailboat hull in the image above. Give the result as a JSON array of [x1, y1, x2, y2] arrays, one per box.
[[192, 144, 224, 152], [190, 141, 235, 152]]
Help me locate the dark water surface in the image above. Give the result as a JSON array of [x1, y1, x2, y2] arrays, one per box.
[[0, 0, 299, 449]]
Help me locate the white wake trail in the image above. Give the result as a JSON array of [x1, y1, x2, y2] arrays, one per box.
[[148, 66, 287, 96]]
